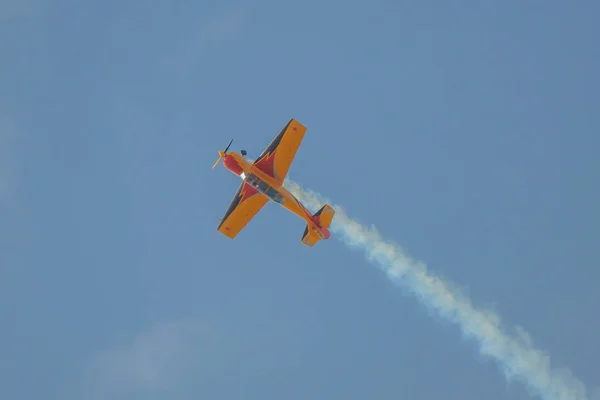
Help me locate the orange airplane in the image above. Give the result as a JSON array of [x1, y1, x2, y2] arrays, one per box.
[[212, 118, 335, 246]]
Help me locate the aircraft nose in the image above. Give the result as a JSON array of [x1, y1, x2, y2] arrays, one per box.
[[223, 155, 243, 175]]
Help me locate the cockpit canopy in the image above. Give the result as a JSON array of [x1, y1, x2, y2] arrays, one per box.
[[244, 173, 284, 204]]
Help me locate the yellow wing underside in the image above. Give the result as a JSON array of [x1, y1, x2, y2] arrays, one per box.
[[217, 183, 269, 239], [254, 118, 306, 182]]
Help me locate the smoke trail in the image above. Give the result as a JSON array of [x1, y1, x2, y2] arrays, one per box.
[[284, 179, 589, 400]]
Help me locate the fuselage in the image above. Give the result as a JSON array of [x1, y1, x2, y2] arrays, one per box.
[[222, 151, 328, 238]]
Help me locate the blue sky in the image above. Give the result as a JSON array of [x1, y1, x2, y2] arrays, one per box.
[[1, 1, 599, 399]]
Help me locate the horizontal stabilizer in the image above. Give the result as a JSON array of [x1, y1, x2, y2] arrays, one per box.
[[300, 204, 335, 247], [301, 225, 322, 247], [312, 204, 335, 229]]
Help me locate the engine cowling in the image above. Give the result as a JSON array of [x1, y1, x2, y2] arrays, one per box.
[[223, 155, 243, 175]]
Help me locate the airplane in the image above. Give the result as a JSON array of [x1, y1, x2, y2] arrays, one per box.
[[212, 118, 335, 247]]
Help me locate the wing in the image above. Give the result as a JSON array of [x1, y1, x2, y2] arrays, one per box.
[[218, 181, 269, 239], [253, 118, 306, 182]]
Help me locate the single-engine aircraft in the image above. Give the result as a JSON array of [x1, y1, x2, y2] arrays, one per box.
[[212, 118, 335, 247]]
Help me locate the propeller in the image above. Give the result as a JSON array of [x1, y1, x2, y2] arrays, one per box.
[[212, 139, 234, 169]]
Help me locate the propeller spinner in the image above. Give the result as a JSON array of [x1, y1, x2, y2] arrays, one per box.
[[212, 139, 234, 169]]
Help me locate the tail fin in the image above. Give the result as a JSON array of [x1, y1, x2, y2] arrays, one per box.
[[301, 204, 335, 247]]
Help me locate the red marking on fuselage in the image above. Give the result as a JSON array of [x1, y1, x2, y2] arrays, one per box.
[[223, 155, 243, 175]]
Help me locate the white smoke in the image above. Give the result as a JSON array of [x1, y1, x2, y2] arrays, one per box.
[[284, 179, 589, 400]]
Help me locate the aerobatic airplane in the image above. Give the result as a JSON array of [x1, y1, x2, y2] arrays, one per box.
[[212, 118, 335, 247]]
